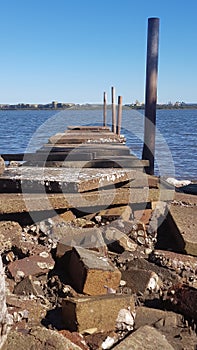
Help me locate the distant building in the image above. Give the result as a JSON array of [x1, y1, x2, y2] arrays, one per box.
[[52, 101, 58, 108]]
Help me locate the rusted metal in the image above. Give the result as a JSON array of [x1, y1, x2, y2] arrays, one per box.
[[117, 96, 123, 135], [142, 17, 160, 175], [111, 86, 116, 133]]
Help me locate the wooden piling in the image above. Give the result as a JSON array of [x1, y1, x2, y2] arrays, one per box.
[[111, 86, 116, 133], [117, 96, 123, 135], [103, 92, 107, 126], [142, 17, 160, 175]]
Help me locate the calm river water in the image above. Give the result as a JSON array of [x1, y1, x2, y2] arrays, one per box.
[[0, 108, 196, 180]]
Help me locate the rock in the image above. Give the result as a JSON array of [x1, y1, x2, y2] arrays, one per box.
[[167, 283, 197, 320], [59, 330, 89, 350], [0, 221, 22, 253], [56, 227, 107, 258], [167, 203, 197, 256], [134, 209, 152, 225], [68, 246, 121, 295], [113, 325, 175, 349], [147, 201, 168, 235], [134, 306, 183, 330], [8, 252, 54, 281], [6, 294, 48, 328], [103, 227, 137, 253], [121, 267, 161, 294], [13, 275, 44, 297], [150, 249, 197, 272], [0, 156, 5, 175], [62, 294, 135, 333], [6, 326, 83, 350], [98, 205, 132, 222]]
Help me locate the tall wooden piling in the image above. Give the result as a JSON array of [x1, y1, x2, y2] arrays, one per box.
[[117, 96, 123, 135], [142, 17, 160, 175], [103, 92, 107, 126], [111, 86, 116, 133]]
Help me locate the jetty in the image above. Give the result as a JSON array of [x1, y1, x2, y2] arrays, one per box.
[[0, 17, 197, 350]]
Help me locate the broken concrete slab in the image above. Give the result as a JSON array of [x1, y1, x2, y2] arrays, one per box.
[[68, 246, 121, 295], [0, 188, 173, 214], [134, 306, 183, 330], [149, 249, 197, 274], [55, 227, 107, 258], [102, 227, 137, 253], [121, 267, 161, 294], [167, 204, 197, 256], [112, 325, 175, 349], [98, 205, 132, 221], [6, 326, 83, 350], [8, 252, 54, 281], [62, 294, 135, 333], [0, 167, 137, 193]]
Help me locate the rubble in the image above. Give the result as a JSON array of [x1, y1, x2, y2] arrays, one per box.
[[112, 325, 175, 349], [68, 246, 121, 295], [62, 294, 135, 333], [0, 126, 197, 349]]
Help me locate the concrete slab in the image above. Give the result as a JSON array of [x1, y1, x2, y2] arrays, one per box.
[[168, 204, 197, 256]]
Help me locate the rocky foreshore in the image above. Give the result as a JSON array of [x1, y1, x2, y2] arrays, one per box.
[[0, 159, 197, 349]]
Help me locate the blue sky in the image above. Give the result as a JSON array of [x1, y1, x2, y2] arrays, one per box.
[[0, 0, 197, 104]]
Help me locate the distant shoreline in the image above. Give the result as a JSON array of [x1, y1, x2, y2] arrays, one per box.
[[1, 104, 197, 111]]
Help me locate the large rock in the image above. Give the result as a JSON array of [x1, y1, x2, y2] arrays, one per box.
[[6, 326, 83, 350], [68, 246, 121, 295], [62, 294, 135, 333], [113, 325, 174, 349], [167, 204, 197, 256]]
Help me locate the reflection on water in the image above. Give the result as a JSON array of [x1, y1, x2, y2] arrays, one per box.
[[0, 108, 196, 180]]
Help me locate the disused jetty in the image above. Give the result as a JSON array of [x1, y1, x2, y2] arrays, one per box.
[[0, 17, 197, 350]]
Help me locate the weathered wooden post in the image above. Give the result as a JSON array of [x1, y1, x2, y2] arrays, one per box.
[[116, 96, 123, 135], [103, 92, 107, 126], [142, 17, 160, 175], [111, 86, 116, 133]]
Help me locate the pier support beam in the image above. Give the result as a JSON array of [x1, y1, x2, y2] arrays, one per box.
[[111, 86, 116, 133], [103, 92, 107, 126], [117, 96, 123, 135], [142, 17, 160, 175]]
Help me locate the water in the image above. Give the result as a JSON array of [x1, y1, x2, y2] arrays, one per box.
[[0, 108, 196, 180]]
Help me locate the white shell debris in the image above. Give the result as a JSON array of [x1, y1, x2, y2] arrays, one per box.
[[166, 177, 191, 188], [102, 336, 115, 349], [147, 273, 160, 292], [116, 307, 136, 331], [104, 285, 116, 294]]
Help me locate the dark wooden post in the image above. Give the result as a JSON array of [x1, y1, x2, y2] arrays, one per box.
[[142, 17, 160, 175], [117, 96, 123, 135], [111, 86, 116, 133], [103, 92, 107, 126]]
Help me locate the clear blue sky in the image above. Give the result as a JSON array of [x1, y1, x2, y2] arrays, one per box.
[[0, 0, 197, 104]]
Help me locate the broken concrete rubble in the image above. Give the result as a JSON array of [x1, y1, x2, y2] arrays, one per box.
[[112, 325, 175, 349], [68, 246, 121, 295], [62, 294, 135, 333], [167, 203, 197, 256], [0, 126, 197, 349], [7, 253, 55, 281]]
